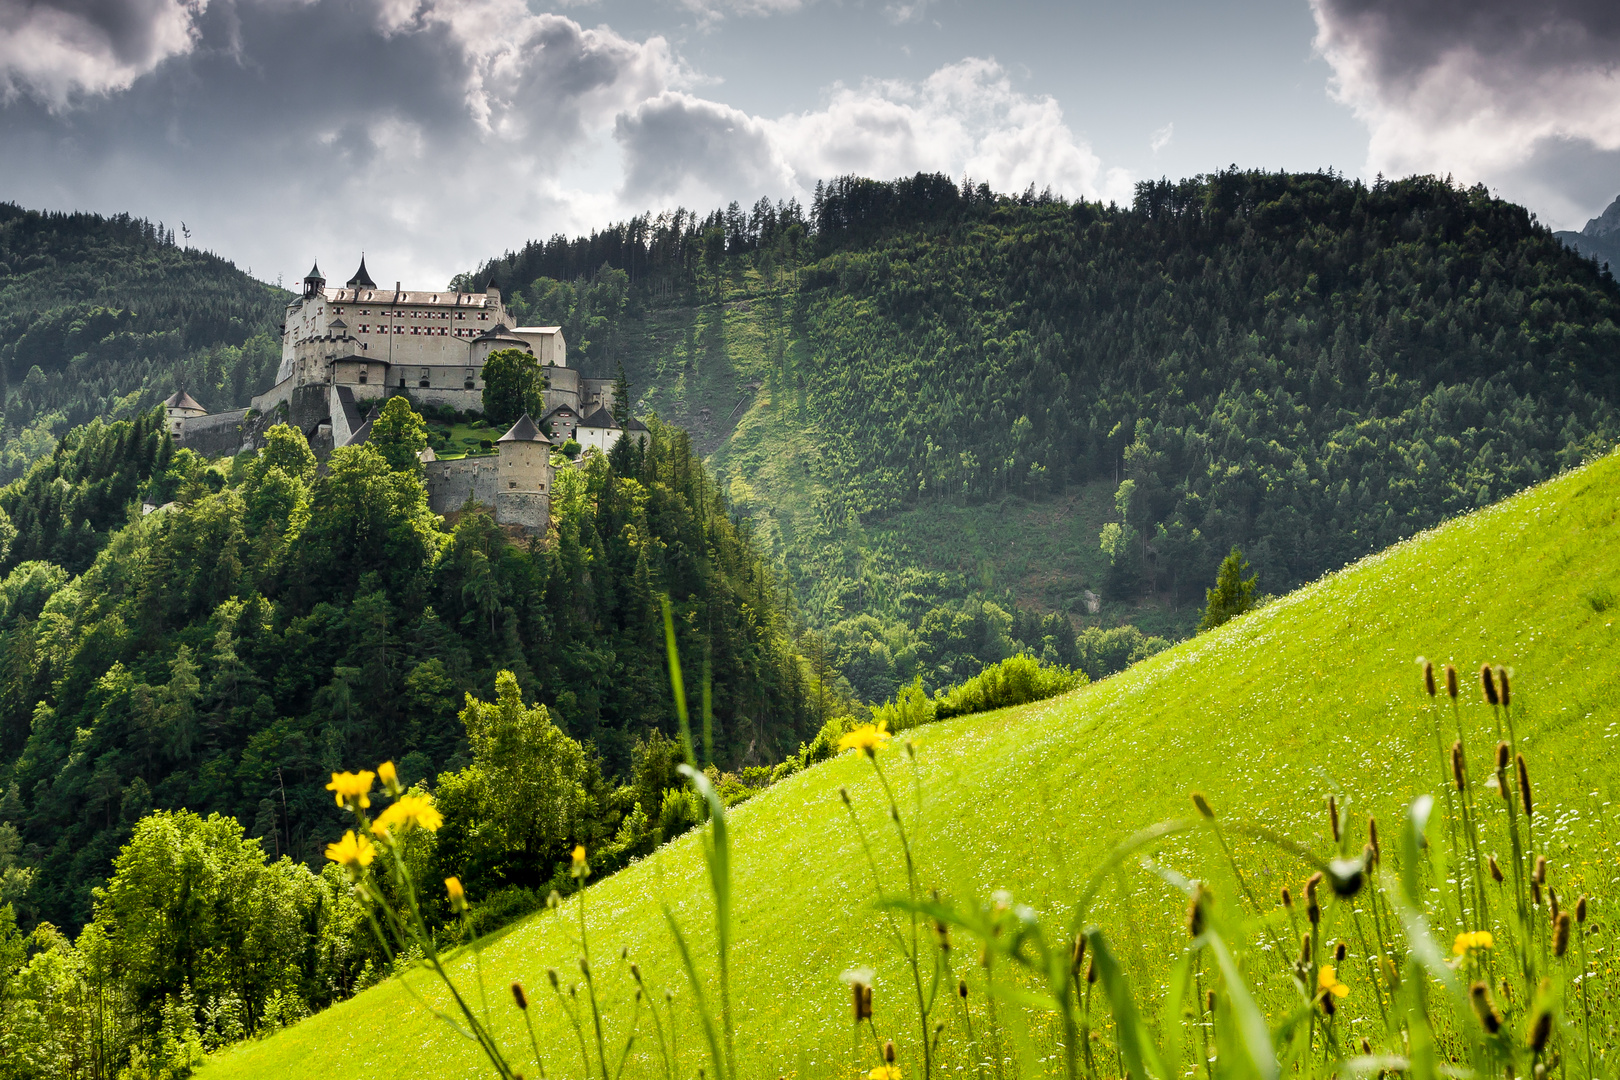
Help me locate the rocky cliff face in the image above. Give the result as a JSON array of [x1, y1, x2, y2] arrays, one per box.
[[1555, 193, 1620, 268]]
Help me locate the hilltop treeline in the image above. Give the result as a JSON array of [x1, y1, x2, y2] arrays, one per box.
[[0, 408, 819, 928], [472, 170, 1620, 618], [0, 202, 285, 483]]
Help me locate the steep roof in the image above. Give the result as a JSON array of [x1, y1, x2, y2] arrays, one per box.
[[346, 257, 377, 290], [305, 262, 324, 282], [580, 406, 617, 429], [163, 391, 205, 411], [625, 417, 649, 432], [497, 412, 548, 443], [345, 404, 383, 447]]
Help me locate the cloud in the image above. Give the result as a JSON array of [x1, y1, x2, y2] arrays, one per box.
[[0, 0, 208, 106], [1311, 0, 1620, 223], [1150, 122, 1172, 154], [615, 58, 1131, 209], [0, 0, 1127, 289]]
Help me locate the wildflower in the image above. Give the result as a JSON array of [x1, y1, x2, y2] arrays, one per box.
[[869, 1068, 902, 1080], [446, 876, 468, 913], [1318, 966, 1349, 1000], [371, 793, 443, 839], [839, 720, 891, 756], [1453, 930, 1494, 956], [377, 760, 401, 796], [325, 829, 376, 871], [571, 845, 590, 879], [326, 770, 374, 809]]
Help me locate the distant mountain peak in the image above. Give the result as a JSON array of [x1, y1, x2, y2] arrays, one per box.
[[1581, 194, 1620, 238]]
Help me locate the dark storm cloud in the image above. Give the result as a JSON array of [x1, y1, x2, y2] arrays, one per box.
[[1311, 0, 1620, 227], [0, 0, 204, 103]]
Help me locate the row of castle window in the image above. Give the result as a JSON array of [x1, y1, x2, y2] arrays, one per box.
[[334, 308, 488, 321], [355, 325, 479, 337]]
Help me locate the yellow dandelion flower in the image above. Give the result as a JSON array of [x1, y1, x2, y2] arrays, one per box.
[[839, 720, 892, 757], [377, 760, 400, 796], [1452, 931, 1494, 956], [869, 1067, 902, 1080], [571, 844, 590, 879], [325, 830, 376, 870], [326, 770, 374, 809], [372, 793, 443, 839], [445, 876, 468, 912], [1317, 965, 1349, 999]]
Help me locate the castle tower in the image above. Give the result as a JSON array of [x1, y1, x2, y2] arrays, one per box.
[[162, 390, 207, 437], [346, 256, 376, 290], [494, 412, 552, 532], [302, 262, 325, 299]]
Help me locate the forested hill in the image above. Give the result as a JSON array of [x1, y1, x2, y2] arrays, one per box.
[[471, 170, 1620, 699], [0, 203, 287, 482]]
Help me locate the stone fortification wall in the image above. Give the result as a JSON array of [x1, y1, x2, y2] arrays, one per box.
[[424, 456, 498, 513], [175, 409, 251, 457], [494, 491, 550, 531], [402, 387, 483, 412]]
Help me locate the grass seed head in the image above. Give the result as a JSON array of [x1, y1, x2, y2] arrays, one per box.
[[1335, 940, 1348, 963], [511, 982, 528, 1010], [1328, 795, 1341, 842], [1534, 854, 1547, 885], [1481, 664, 1499, 705], [1490, 854, 1504, 883], [1517, 754, 1533, 819], [1299, 934, 1312, 965], [1071, 933, 1086, 973], [1206, 990, 1216, 1013], [1445, 664, 1459, 698], [1550, 888, 1560, 923], [546, 969, 560, 990], [1368, 816, 1380, 863], [884, 1040, 896, 1064], [1532, 880, 1543, 907], [1187, 893, 1206, 938], [1470, 982, 1503, 1033], [1495, 740, 1510, 773], [1577, 895, 1588, 923], [1529, 1010, 1553, 1054], [1422, 659, 1436, 697], [1191, 792, 1214, 818], [1086, 957, 1098, 984], [958, 978, 968, 999], [1451, 741, 1466, 791], [1554, 912, 1572, 957], [1496, 665, 1510, 706], [631, 963, 642, 983], [1361, 1038, 1372, 1055], [1281, 886, 1293, 909]]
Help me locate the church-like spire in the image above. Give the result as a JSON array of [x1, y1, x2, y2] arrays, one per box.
[[303, 261, 325, 299], [347, 256, 377, 290]]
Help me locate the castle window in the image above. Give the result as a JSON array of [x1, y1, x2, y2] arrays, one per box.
[[358, 371, 368, 384], [509, 481, 516, 489]]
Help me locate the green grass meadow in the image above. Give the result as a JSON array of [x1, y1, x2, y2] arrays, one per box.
[[202, 449, 1620, 1079]]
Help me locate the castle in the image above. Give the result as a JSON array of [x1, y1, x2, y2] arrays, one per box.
[[164, 258, 648, 533]]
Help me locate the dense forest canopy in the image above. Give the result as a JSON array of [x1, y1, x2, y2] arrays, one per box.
[[471, 170, 1620, 646], [0, 407, 819, 930], [0, 203, 286, 483]]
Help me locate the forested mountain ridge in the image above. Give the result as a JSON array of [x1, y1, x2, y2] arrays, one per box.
[[472, 170, 1620, 700], [0, 413, 820, 929], [0, 203, 286, 483]]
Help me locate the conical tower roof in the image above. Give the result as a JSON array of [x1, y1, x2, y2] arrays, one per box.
[[163, 390, 204, 411], [305, 261, 323, 281], [346, 256, 376, 290], [497, 412, 547, 443]]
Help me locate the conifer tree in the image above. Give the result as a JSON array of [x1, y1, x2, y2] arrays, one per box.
[[1199, 547, 1258, 632]]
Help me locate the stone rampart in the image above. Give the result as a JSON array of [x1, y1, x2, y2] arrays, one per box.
[[175, 409, 251, 457], [424, 456, 498, 513]]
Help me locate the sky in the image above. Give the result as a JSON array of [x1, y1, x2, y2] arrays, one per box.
[[1, 0, 1617, 289]]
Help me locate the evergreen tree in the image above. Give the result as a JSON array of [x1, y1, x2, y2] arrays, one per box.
[[1199, 547, 1258, 631], [611, 361, 632, 428]]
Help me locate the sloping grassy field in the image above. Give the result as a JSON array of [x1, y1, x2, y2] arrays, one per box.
[[203, 450, 1620, 1079]]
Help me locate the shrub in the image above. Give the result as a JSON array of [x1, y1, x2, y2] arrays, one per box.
[[932, 653, 1085, 720]]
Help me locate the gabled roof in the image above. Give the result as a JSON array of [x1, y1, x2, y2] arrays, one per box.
[[163, 391, 204, 411], [328, 318, 347, 331], [497, 412, 548, 443], [346, 257, 376, 290], [540, 404, 577, 422], [579, 406, 617, 429], [345, 403, 383, 446], [625, 417, 649, 432]]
